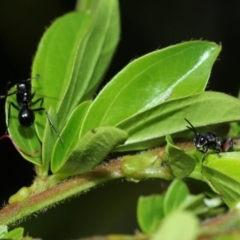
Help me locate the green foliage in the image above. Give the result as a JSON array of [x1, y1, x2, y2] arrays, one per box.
[[136, 180, 224, 239], [203, 152, 240, 207], [0, 225, 24, 240], [6, 0, 120, 170], [116, 91, 240, 151], [166, 135, 196, 179], [80, 41, 220, 136], [151, 211, 199, 240], [136, 180, 240, 239], [137, 195, 164, 234], [50, 101, 92, 174], [165, 136, 240, 207], [0, 225, 8, 239], [2, 0, 240, 238], [6, 0, 236, 186], [52, 126, 128, 178]]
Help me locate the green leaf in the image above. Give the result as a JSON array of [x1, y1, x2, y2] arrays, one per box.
[[8, 187, 31, 203], [115, 91, 240, 151], [166, 135, 196, 178], [0, 227, 24, 240], [13, 0, 118, 164], [42, 106, 60, 175], [76, 0, 100, 11], [32, 12, 91, 140], [80, 41, 221, 136], [51, 101, 92, 172], [52, 126, 128, 178], [137, 195, 164, 234], [181, 194, 208, 215], [151, 211, 199, 240], [56, 0, 120, 130], [5, 89, 42, 165], [163, 179, 189, 214], [202, 152, 240, 207], [32, 0, 120, 141], [0, 225, 8, 238]]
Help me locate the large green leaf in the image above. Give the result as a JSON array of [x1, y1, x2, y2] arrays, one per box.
[[57, 0, 120, 130], [75, 0, 120, 101], [32, 0, 120, 140], [32, 12, 91, 140], [80, 41, 221, 136], [115, 92, 240, 151]]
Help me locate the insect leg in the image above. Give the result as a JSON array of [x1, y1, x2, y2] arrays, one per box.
[[213, 149, 221, 157], [32, 107, 64, 143], [29, 96, 44, 107], [29, 91, 36, 102], [0, 90, 18, 100], [201, 147, 209, 161]]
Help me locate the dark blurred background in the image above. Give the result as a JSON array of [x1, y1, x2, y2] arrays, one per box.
[[0, 0, 240, 239]]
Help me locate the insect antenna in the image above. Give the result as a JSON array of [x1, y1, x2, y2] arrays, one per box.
[[184, 118, 197, 135]]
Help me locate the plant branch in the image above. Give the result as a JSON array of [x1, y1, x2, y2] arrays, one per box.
[[0, 148, 174, 225]]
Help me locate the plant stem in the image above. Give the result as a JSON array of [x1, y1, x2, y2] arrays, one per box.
[[0, 153, 174, 225]]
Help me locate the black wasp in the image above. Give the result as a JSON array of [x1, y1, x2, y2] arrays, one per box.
[[0, 75, 63, 143], [185, 118, 233, 160]]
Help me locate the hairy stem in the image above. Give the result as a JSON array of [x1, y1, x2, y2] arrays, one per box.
[[0, 148, 174, 225]]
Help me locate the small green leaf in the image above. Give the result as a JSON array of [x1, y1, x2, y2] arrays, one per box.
[[203, 152, 240, 207], [52, 126, 128, 178], [163, 179, 189, 214], [121, 150, 161, 177], [0, 227, 24, 240], [151, 211, 199, 240], [8, 187, 31, 203], [137, 195, 164, 234], [166, 135, 196, 178], [42, 106, 60, 175], [115, 91, 240, 151], [51, 101, 92, 173], [0, 225, 8, 238], [181, 194, 208, 215], [80, 41, 221, 136]]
